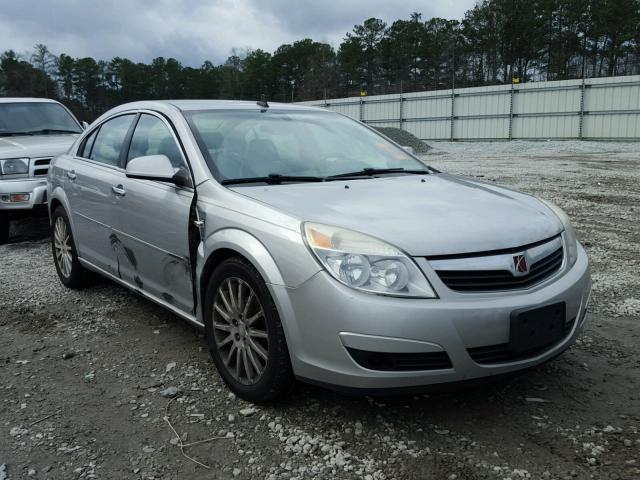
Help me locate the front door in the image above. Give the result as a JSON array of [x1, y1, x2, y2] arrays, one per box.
[[110, 113, 195, 314]]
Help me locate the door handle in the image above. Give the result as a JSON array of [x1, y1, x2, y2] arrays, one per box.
[[111, 185, 126, 196], [66, 170, 77, 180]]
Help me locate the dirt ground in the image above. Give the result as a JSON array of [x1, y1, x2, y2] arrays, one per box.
[[1, 141, 639, 480]]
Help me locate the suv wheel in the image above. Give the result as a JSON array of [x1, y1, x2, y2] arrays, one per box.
[[0, 211, 9, 244], [204, 257, 293, 403], [51, 206, 92, 288]]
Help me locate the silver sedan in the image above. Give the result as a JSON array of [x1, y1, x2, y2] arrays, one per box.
[[47, 100, 592, 402]]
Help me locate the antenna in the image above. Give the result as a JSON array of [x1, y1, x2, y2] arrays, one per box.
[[257, 95, 269, 111]]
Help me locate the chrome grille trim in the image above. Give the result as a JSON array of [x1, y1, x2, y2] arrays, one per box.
[[430, 236, 564, 292]]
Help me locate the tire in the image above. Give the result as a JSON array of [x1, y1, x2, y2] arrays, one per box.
[[0, 211, 9, 245], [51, 206, 92, 289], [204, 257, 294, 403]]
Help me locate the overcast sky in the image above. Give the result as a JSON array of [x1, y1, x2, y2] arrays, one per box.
[[0, 0, 475, 66]]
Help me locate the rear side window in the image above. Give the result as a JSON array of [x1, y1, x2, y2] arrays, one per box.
[[127, 114, 185, 168], [89, 115, 135, 167], [78, 128, 99, 158]]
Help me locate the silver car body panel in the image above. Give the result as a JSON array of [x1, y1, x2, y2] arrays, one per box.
[[48, 100, 592, 391]]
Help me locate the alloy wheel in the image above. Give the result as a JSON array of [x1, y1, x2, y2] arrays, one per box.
[[54, 216, 73, 278], [212, 277, 269, 385]]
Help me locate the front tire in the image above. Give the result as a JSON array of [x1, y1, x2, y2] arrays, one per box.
[[204, 257, 293, 403], [0, 211, 9, 244], [51, 206, 92, 289]]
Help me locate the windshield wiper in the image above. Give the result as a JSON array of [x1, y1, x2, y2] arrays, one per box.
[[221, 173, 325, 185], [326, 167, 429, 179], [22, 128, 81, 135]]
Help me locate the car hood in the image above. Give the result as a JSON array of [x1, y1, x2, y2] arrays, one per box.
[[229, 174, 563, 256], [0, 134, 78, 159]]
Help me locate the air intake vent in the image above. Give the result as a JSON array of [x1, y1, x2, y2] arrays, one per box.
[[346, 347, 453, 371]]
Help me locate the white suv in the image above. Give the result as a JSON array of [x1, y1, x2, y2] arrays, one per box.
[[0, 98, 84, 243]]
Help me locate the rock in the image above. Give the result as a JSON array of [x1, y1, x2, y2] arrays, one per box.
[[0, 465, 7, 480], [159, 386, 180, 398], [602, 425, 616, 433], [239, 407, 258, 417], [354, 421, 363, 436], [165, 362, 176, 373], [62, 352, 75, 360], [9, 426, 28, 437], [142, 446, 155, 454], [228, 414, 236, 423], [524, 397, 549, 403], [232, 468, 241, 476]]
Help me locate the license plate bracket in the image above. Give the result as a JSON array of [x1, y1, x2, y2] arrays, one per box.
[[509, 302, 566, 354]]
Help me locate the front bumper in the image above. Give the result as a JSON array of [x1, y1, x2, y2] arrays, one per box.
[[273, 243, 591, 390], [0, 178, 47, 211]]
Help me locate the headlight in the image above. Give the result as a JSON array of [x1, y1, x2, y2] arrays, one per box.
[[539, 199, 578, 268], [0, 158, 29, 176], [303, 222, 437, 298]]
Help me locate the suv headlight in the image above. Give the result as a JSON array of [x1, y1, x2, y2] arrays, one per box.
[[303, 222, 437, 298], [0, 158, 29, 176], [539, 199, 578, 268]]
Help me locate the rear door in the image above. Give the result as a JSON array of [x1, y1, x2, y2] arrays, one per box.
[[68, 114, 136, 273], [110, 113, 195, 314]]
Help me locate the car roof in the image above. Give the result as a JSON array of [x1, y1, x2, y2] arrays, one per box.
[[108, 99, 326, 113], [0, 97, 60, 104]]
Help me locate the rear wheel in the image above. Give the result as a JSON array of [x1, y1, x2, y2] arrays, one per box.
[[0, 211, 9, 244], [204, 257, 293, 403], [51, 206, 92, 289]]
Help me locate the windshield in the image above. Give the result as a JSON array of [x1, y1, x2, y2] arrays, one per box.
[[0, 102, 82, 136], [184, 109, 428, 182]]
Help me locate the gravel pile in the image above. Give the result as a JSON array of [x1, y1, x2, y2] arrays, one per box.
[[373, 127, 432, 153]]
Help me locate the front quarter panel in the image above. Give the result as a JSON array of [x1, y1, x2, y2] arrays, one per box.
[[47, 153, 74, 223]]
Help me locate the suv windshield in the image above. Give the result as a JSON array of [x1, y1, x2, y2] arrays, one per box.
[[184, 109, 429, 182], [0, 102, 82, 136]]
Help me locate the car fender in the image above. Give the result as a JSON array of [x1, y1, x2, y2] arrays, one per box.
[[201, 227, 285, 286], [48, 185, 76, 233]]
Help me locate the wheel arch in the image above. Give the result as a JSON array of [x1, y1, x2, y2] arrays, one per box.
[[198, 228, 286, 307]]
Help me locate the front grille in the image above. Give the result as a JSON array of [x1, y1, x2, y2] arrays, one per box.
[[346, 347, 452, 371], [468, 317, 576, 364], [34, 158, 52, 166], [436, 247, 563, 292]]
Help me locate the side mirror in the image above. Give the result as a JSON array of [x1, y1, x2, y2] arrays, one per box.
[[81, 121, 90, 130], [401, 145, 415, 155], [126, 155, 182, 185]]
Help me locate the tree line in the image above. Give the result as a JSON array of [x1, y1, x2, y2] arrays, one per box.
[[1, 0, 639, 121]]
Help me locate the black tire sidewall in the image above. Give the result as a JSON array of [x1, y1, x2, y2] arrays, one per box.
[[204, 257, 292, 402], [0, 211, 9, 244]]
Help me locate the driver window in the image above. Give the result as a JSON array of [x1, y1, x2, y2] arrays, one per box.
[[127, 114, 186, 169]]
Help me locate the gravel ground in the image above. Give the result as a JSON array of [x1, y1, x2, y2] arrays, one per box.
[[1, 141, 639, 480]]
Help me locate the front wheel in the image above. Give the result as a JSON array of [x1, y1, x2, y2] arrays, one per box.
[[0, 211, 9, 244], [204, 257, 293, 403], [51, 207, 92, 289]]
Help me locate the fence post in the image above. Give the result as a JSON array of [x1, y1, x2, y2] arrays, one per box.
[[359, 97, 364, 122], [578, 78, 586, 139], [508, 83, 515, 140], [399, 80, 404, 130], [450, 86, 455, 141]]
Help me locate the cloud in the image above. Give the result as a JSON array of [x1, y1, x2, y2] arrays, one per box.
[[0, 0, 473, 66]]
